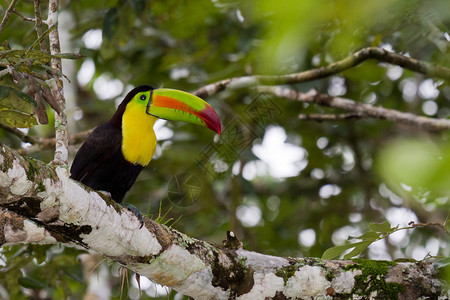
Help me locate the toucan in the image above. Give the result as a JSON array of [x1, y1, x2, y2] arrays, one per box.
[[70, 85, 221, 204]]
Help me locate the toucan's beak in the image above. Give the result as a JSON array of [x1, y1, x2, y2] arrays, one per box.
[[146, 88, 221, 135]]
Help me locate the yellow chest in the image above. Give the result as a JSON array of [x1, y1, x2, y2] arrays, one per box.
[[121, 103, 157, 166]]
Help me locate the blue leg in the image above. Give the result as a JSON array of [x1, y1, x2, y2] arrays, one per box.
[[121, 203, 144, 228]]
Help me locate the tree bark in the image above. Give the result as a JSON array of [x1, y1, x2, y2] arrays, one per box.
[[0, 143, 447, 299], [47, 0, 69, 165]]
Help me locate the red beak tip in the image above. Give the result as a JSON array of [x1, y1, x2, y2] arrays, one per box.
[[216, 124, 222, 135], [201, 105, 221, 135], [207, 122, 221, 135]]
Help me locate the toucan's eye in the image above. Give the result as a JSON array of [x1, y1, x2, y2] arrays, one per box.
[[140, 95, 146, 101]]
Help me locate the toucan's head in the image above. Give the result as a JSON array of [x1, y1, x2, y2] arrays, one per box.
[[112, 85, 221, 134]]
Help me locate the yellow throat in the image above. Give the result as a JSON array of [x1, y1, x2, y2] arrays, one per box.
[[121, 100, 157, 166]]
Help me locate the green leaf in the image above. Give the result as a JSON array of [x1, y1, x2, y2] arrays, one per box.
[[64, 270, 84, 283], [25, 24, 56, 54], [0, 94, 34, 114], [0, 110, 38, 128], [353, 230, 380, 241], [130, 0, 146, 14], [369, 220, 392, 234], [322, 238, 377, 260], [434, 257, 450, 284], [0, 85, 11, 100], [3, 268, 22, 297], [0, 49, 26, 62], [53, 53, 85, 60], [322, 242, 360, 260], [343, 241, 373, 259], [0, 49, 52, 66], [434, 257, 450, 269], [103, 8, 119, 40], [0, 85, 37, 106], [377, 139, 450, 196], [1, 40, 11, 50], [18, 276, 47, 289], [29, 244, 52, 265], [39, 64, 65, 79], [25, 49, 52, 65], [10, 88, 37, 106]]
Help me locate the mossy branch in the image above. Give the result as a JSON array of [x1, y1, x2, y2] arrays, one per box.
[[193, 47, 450, 99], [0, 142, 447, 299]]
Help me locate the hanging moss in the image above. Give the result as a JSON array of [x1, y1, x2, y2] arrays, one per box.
[[343, 259, 405, 299]]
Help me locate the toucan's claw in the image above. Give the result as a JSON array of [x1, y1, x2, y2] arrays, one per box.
[[122, 203, 144, 229]]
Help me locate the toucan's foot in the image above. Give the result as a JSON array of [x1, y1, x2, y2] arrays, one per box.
[[121, 203, 144, 229]]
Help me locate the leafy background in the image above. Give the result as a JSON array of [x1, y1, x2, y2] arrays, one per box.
[[0, 0, 449, 298]]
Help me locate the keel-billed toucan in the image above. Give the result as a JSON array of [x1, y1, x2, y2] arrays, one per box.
[[70, 85, 221, 203]]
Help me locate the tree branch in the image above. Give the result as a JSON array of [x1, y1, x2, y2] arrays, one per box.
[[193, 47, 450, 99], [12, 8, 36, 23], [0, 124, 94, 156], [0, 209, 56, 246], [13, 128, 94, 156], [298, 113, 364, 122], [0, 143, 446, 299], [0, 0, 18, 36], [0, 124, 39, 144], [258, 86, 450, 131], [408, 221, 450, 237], [47, 0, 68, 165]]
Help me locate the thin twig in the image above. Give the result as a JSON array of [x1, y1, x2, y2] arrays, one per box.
[[258, 86, 450, 131], [26, 24, 56, 54], [0, 123, 93, 151], [0, 124, 39, 144], [193, 47, 450, 99], [12, 9, 36, 22], [0, 0, 18, 36], [16, 128, 94, 156], [408, 221, 450, 236], [298, 113, 364, 122], [33, 0, 47, 52]]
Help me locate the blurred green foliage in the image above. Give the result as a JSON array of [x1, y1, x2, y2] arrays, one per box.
[[377, 139, 450, 198], [0, 0, 449, 298]]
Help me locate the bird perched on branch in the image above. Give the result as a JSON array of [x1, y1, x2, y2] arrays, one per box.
[[70, 85, 221, 205]]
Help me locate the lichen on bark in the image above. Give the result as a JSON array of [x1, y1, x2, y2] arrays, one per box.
[[343, 259, 405, 299]]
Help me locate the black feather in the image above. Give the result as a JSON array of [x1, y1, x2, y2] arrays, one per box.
[[70, 85, 154, 203]]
